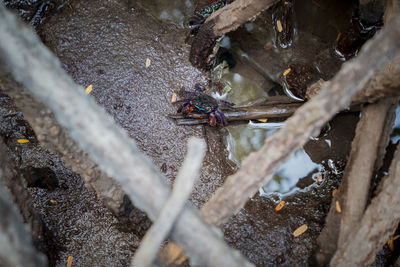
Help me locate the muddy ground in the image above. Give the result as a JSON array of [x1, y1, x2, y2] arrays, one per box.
[[0, 0, 397, 266]]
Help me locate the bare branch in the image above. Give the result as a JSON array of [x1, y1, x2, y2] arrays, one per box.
[[314, 97, 398, 265], [306, 54, 400, 104], [200, 18, 400, 226], [0, 5, 253, 267], [131, 138, 206, 267], [330, 144, 400, 266]]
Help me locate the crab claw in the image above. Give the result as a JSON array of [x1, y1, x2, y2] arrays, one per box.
[[208, 113, 217, 127], [215, 110, 228, 126]]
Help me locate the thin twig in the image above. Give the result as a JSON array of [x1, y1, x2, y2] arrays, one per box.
[[131, 138, 206, 267]]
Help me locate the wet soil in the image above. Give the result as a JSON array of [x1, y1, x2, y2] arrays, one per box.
[[0, 0, 374, 266], [0, 93, 143, 266]]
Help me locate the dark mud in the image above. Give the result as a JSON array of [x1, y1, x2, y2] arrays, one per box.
[[0, 0, 374, 266], [222, 113, 358, 266], [0, 93, 143, 266], [37, 0, 233, 207]]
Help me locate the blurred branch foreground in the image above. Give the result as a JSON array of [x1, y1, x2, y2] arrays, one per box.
[[1, 2, 400, 267]]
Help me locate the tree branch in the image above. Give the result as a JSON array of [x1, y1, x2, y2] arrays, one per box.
[[330, 144, 400, 266], [131, 138, 206, 267], [313, 97, 398, 265]]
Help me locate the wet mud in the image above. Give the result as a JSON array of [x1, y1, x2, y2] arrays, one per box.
[[0, 93, 143, 266], [0, 0, 384, 266]]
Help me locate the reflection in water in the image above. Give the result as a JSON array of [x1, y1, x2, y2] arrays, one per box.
[[227, 122, 323, 195], [264, 149, 322, 194], [131, 0, 195, 28], [391, 106, 400, 144]]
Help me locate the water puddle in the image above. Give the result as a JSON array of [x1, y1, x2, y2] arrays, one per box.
[[391, 105, 400, 144], [129, 0, 196, 28]]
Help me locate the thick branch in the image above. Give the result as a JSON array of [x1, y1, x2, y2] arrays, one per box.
[[330, 144, 400, 266], [131, 138, 206, 267], [200, 18, 400, 226], [314, 98, 398, 265], [0, 5, 253, 267], [306, 53, 400, 104]]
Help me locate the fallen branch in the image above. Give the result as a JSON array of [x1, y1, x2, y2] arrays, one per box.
[[169, 103, 301, 125], [190, 0, 279, 68], [200, 17, 400, 226], [330, 144, 400, 266], [314, 97, 398, 265], [0, 5, 253, 267], [131, 138, 206, 267]]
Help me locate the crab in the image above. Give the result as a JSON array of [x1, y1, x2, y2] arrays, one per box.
[[177, 87, 233, 127]]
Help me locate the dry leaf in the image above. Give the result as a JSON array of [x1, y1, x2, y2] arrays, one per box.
[[336, 200, 342, 213], [85, 84, 93, 95], [171, 93, 177, 103], [50, 199, 57, 204], [276, 20, 283, 32], [388, 235, 400, 251], [17, 139, 29, 143], [263, 44, 273, 51], [257, 118, 268, 123], [293, 224, 308, 237], [275, 200, 285, 211], [388, 237, 395, 251], [332, 189, 338, 196], [336, 32, 341, 41], [145, 58, 151, 68], [283, 68, 291, 76], [67, 256, 73, 267]]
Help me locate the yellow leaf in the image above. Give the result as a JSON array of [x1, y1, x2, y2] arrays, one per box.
[[332, 189, 338, 196], [388, 235, 400, 251], [293, 224, 308, 237], [276, 20, 283, 32], [283, 68, 291, 76], [17, 139, 29, 143], [67, 256, 73, 267], [257, 118, 268, 123], [85, 84, 93, 95], [336, 32, 341, 41], [171, 93, 177, 103], [275, 200, 285, 211], [388, 237, 395, 251], [336, 200, 341, 213], [146, 58, 151, 68]]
